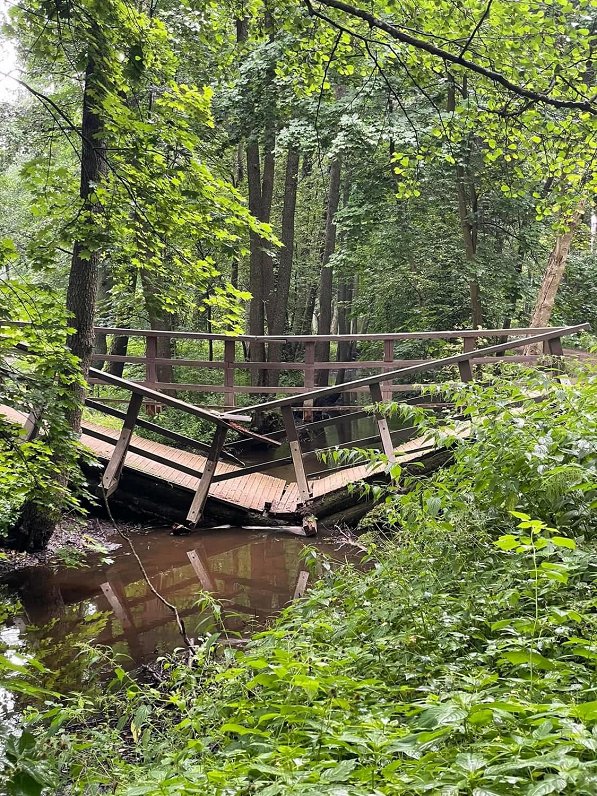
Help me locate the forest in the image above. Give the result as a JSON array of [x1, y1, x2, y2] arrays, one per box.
[[0, 0, 596, 793]]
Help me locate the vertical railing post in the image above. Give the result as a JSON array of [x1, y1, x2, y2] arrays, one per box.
[[303, 342, 315, 422], [281, 405, 311, 504], [224, 339, 236, 410], [368, 382, 396, 461], [545, 336, 563, 356], [382, 338, 394, 402], [459, 336, 475, 382], [101, 392, 144, 496], [186, 425, 228, 526], [145, 334, 158, 387]]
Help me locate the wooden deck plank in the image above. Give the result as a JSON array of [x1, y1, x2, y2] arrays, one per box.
[[0, 405, 467, 521]]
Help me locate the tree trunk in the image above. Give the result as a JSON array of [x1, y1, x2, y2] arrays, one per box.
[[140, 268, 175, 387], [448, 74, 482, 328], [246, 141, 267, 379], [8, 56, 106, 551], [268, 146, 300, 386], [526, 202, 586, 353], [315, 155, 342, 386], [65, 57, 108, 432], [335, 275, 356, 386], [107, 267, 138, 377]]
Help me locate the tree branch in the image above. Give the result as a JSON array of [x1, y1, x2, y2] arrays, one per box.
[[306, 0, 596, 115], [459, 0, 492, 58]]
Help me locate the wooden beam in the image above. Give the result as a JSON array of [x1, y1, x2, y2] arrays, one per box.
[[546, 336, 564, 356], [224, 339, 236, 409], [145, 334, 158, 387], [303, 341, 315, 422], [229, 324, 589, 414], [458, 360, 474, 382], [368, 382, 396, 462], [88, 366, 250, 426], [281, 405, 311, 504], [187, 549, 216, 591], [382, 339, 394, 402], [186, 425, 228, 526], [293, 571, 309, 600], [85, 399, 244, 464], [84, 324, 571, 343], [23, 406, 43, 441], [101, 392, 143, 496]]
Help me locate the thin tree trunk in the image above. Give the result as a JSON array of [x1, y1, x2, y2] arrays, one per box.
[[246, 141, 267, 379], [107, 267, 138, 377], [448, 74, 482, 327], [93, 259, 112, 364], [268, 146, 300, 386], [315, 155, 342, 386], [526, 202, 586, 353], [140, 268, 175, 387], [335, 275, 355, 386], [8, 56, 106, 551]]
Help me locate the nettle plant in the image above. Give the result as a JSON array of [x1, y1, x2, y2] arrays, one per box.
[[374, 366, 597, 543]]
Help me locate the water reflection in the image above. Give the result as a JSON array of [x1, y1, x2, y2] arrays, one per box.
[[241, 413, 415, 481], [0, 528, 354, 695]]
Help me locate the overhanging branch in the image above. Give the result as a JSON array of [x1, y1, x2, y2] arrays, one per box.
[[306, 0, 597, 115]]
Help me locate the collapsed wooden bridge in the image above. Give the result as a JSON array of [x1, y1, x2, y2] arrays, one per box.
[[1, 323, 589, 532]]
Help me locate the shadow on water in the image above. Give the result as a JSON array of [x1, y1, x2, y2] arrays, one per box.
[[0, 527, 360, 699]]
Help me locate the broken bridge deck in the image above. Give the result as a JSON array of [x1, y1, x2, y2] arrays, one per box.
[[0, 404, 443, 522]]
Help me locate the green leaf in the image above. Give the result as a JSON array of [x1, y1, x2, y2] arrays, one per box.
[[526, 776, 567, 795], [319, 759, 357, 782], [571, 701, 597, 721], [500, 651, 555, 670], [550, 536, 576, 549]]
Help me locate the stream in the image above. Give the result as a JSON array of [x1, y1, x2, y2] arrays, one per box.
[[0, 525, 360, 708], [0, 411, 400, 722]]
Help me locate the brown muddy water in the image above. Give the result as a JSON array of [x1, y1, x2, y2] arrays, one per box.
[[0, 526, 361, 704]]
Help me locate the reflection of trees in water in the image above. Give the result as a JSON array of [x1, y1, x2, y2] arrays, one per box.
[[0, 534, 320, 694], [3, 568, 111, 698]]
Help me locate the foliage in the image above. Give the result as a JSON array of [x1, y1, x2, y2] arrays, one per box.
[[2, 368, 597, 793], [0, 283, 91, 536]]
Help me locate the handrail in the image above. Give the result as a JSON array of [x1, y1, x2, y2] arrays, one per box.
[[84, 324, 572, 342], [226, 324, 589, 414], [87, 367, 250, 427], [0, 319, 573, 342]]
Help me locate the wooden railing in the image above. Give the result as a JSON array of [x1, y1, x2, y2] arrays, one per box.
[[90, 325, 588, 408], [2, 322, 590, 529]]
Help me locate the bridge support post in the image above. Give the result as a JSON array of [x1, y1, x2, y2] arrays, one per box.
[[186, 425, 228, 526], [23, 406, 43, 441], [303, 342, 315, 422], [101, 392, 144, 496], [458, 337, 475, 382], [368, 382, 396, 462], [224, 339, 236, 409], [544, 336, 563, 356], [281, 406, 311, 504], [382, 339, 394, 402]]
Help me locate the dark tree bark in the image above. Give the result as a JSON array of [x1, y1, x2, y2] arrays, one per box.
[[65, 56, 108, 432], [315, 155, 342, 386], [140, 267, 175, 387], [267, 146, 300, 386], [8, 56, 107, 552], [448, 75, 483, 328]]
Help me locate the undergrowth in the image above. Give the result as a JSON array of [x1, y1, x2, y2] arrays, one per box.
[[3, 366, 597, 795]]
